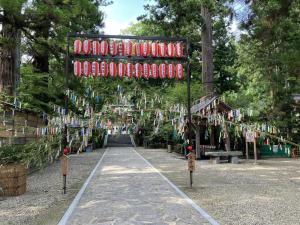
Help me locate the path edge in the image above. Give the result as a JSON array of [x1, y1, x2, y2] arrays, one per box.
[[133, 148, 220, 225], [57, 149, 107, 225]]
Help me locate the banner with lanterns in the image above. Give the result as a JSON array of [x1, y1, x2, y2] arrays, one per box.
[[72, 38, 185, 80]]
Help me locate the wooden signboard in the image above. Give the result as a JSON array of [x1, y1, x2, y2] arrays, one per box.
[[60, 155, 69, 175], [187, 153, 195, 171], [246, 131, 255, 143]]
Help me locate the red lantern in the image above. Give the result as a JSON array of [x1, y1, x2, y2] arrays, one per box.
[[167, 42, 175, 57], [100, 61, 108, 77], [82, 40, 91, 54], [126, 63, 133, 78], [151, 42, 159, 57], [143, 63, 150, 79], [187, 145, 193, 152], [134, 43, 141, 57], [74, 40, 82, 54], [175, 42, 183, 57], [176, 64, 184, 80], [159, 43, 167, 57], [125, 41, 133, 56], [109, 40, 117, 56], [118, 41, 125, 56], [73, 61, 82, 77], [141, 42, 151, 57], [92, 41, 100, 55], [83, 61, 91, 77], [91, 62, 99, 77], [151, 64, 159, 79], [100, 40, 108, 56], [118, 63, 126, 78], [159, 63, 167, 79], [134, 63, 142, 79], [109, 62, 117, 77], [167, 64, 175, 79], [63, 147, 70, 155]]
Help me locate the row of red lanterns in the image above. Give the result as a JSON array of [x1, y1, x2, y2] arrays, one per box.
[[73, 61, 184, 80], [73, 40, 184, 58]]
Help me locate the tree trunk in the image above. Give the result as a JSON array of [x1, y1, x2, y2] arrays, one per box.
[[0, 11, 21, 95], [201, 5, 214, 96]]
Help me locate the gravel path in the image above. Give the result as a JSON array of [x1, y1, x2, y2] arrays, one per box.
[[60, 147, 215, 225], [0, 149, 105, 225], [136, 147, 300, 225]]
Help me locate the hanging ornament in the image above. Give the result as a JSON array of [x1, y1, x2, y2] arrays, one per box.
[[167, 42, 175, 57], [159, 42, 167, 57], [100, 61, 108, 77], [151, 42, 159, 57], [91, 61, 99, 78], [125, 41, 133, 56], [74, 39, 82, 54], [141, 42, 151, 57], [143, 63, 150, 79], [134, 63, 142, 79], [167, 64, 175, 79], [134, 42, 141, 57], [109, 40, 117, 56], [151, 64, 159, 79], [82, 40, 91, 54], [83, 61, 91, 77], [118, 62, 125, 78], [100, 40, 108, 55], [73, 61, 82, 77], [176, 64, 184, 80], [175, 42, 183, 57], [126, 63, 133, 78], [109, 62, 117, 77], [159, 63, 167, 79], [118, 41, 125, 56], [92, 40, 100, 55]]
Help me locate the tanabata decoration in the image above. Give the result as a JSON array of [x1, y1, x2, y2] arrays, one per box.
[[168, 64, 175, 79], [167, 42, 175, 57], [92, 40, 100, 55], [151, 64, 159, 79], [159, 43, 167, 57], [125, 41, 133, 56], [151, 42, 159, 57], [100, 40, 108, 55], [82, 40, 91, 54], [134, 63, 142, 79], [118, 41, 125, 56], [109, 40, 117, 56], [74, 40, 82, 54], [91, 62, 99, 77], [83, 61, 91, 77], [74, 61, 82, 76], [109, 62, 117, 77], [126, 63, 133, 78], [143, 63, 150, 79], [159, 63, 167, 79], [118, 62, 125, 78], [176, 64, 184, 80], [100, 61, 108, 77]]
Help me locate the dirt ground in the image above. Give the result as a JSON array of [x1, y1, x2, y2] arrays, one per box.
[[136, 147, 300, 225], [0, 149, 105, 225]]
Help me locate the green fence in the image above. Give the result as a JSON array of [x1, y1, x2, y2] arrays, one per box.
[[260, 144, 291, 158]]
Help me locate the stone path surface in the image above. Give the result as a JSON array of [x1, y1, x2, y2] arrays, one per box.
[[59, 147, 217, 225]]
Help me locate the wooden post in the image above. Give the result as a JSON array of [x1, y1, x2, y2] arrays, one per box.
[[201, 5, 213, 95], [224, 123, 230, 152], [196, 126, 201, 159], [254, 138, 257, 164], [245, 141, 249, 160]]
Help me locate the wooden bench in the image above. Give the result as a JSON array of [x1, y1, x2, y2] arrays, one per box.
[[205, 151, 243, 164]]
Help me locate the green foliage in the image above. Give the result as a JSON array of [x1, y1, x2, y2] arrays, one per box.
[[0, 135, 61, 167]]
